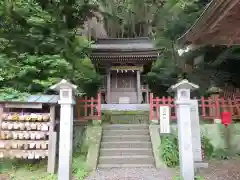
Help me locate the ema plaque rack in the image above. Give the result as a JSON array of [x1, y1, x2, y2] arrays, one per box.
[[0, 95, 59, 173]]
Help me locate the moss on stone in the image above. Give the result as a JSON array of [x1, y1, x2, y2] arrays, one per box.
[[85, 126, 102, 170], [149, 125, 166, 168]]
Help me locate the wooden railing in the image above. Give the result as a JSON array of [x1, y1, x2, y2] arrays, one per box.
[[75, 92, 101, 121], [149, 93, 240, 121], [75, 91, 240, 122]]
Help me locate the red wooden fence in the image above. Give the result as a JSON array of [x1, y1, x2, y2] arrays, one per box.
[[75, 92, 101, 121], [75, 91, 240, 122], [149, 93, 240, 121]]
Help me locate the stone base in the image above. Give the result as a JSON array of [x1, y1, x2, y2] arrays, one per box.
[[194, 161, 208, 173], [214, 118, 221, 124], [151, 120, 158, 124], [92, 120, 102, 125]]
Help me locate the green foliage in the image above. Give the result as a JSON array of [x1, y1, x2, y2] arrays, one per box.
[[159, 134, 179, 168], [0, 0, 101, 100], [201, 135, 214, 160], [2, 153, 88, 180], [160, 133, 214, 168], [212, 148, 230, 160], [173, 175, 204, 180], [72, 153, 89, 180], [145, 0, 211, 96]]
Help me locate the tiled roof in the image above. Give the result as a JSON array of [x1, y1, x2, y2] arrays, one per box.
[[0, 95, 59, 104]]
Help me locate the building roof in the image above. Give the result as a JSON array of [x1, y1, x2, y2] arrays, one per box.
[[91, 37, 156, 50], [0, 95, 59, 104], [178, 0, 240, 46], [90, 37, 162, 66]]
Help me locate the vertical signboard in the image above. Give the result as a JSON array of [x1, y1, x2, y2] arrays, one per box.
[[159, 106, 170, 134]]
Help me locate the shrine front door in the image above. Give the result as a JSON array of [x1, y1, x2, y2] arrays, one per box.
[[110, 71, 138, 103]]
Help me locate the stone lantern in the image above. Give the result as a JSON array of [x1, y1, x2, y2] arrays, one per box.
[[50, 79, 77, 180], [170, 79, 199, 180]]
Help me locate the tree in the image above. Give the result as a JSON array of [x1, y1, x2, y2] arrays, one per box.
[[0, 0, 101, 100], [145, 0, 211, 96]]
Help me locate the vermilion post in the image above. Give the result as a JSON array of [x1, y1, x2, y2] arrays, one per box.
[[201, 97, 206, 117], [90, 97, 94, 116], [156, 97, 159, 120], [84, 96, 87, 117], [228, 98, 233, 117], [97, 92, 101, 120], [215, 95, 220, 119], [167, 96, 172, 120], [75, 98, 80, 120], [209, 97, 213, 117], [149, 93, 153, 121]]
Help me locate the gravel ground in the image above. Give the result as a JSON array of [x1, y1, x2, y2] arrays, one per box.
[[199, 159, 240, 180], [85, 159, 240, 180], [85, 167, 175, 180]]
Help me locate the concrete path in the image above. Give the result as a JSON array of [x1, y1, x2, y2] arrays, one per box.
[[85, 168, 176, 180], [85, 159, 240, 180]]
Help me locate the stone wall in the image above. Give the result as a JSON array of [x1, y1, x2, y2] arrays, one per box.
[[73, 124, 86, 153], [55, 122, 87, 155], [103, 111, 149, 124], [171, 123, 240, 151], [150, 123, 240, 168]]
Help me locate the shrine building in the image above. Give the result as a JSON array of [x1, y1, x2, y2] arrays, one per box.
[[90, 38, 160, 104]]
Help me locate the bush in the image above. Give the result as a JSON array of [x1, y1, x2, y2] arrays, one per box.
[[160, 135, 179, 168], [201, 135, 214, 160], [160, 134, 214, 168], [72, 153, 89, 180]]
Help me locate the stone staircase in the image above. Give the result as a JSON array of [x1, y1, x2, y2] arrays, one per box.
[[98, 124, 155, 168]]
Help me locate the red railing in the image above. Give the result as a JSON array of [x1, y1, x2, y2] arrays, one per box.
[[75, 92, 101, 121], [149, 93, 240, 121]]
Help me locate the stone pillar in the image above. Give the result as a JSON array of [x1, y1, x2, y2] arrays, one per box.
[[190, 100, 202, 162], [211, 94, 221, 123], [137, 70, 141, 104], [146, 91, 149, 104], [170, 79, 199, 180], [50, 79, 77, 180], [107, 70, 111, 104]]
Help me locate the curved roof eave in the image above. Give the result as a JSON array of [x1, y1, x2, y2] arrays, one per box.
[[177, 0, 215, 45]]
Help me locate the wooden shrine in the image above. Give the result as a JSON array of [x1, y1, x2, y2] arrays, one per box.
[[0, 95, 59, 173], [91, 37, 161, 104], [179, 0, 240, 46]]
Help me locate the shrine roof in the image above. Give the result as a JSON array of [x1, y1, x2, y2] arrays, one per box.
[[178, 0, 240, 46], [91, 37, 157, 51], [91, 37, 162, 61], [0, 95, 59, 104]]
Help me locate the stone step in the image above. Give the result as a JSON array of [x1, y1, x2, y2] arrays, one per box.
[[98, 164, 155, 168], [102, 135, 150, 142], [103, 130, 149, 136], [101, 141, 152, 149], [100, 148, 153, 156], [98, 155, 155, 164], [103, 124, 149, 130]]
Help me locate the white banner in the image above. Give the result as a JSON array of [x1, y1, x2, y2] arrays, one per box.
[[159, 106, 170, 134]]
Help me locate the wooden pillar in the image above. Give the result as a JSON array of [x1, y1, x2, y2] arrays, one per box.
[[0, 104, 3, 138], [146, 91, 149, 104], [47, 105, 57, 173], [107, 70, 111, 104], [137, 70, 141, 104]]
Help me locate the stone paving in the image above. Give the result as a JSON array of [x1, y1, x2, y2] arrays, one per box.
[[85, 167, 176, 180], [85, 159, 240, 180]]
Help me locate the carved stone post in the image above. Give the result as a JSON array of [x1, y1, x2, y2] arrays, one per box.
[[51, 79, 77, 180], [137, 70, 141, 103], [170, 79, 199, 180], [107, 70, 111, 103]]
